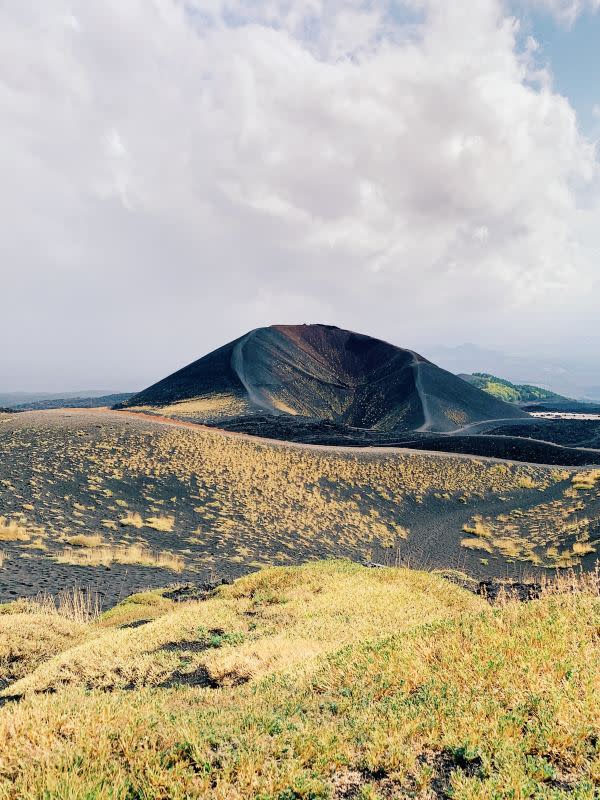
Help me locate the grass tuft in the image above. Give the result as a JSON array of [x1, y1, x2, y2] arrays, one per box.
[[55, 543, 184, 572], [0, 517, 30, 542], [119, 511, 144, 528], [145, 515, 175, 532], [24, 587, 103, 623], [64, 533, 103, 548]]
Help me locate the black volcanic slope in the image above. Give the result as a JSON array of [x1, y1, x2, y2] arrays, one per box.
[[123, 325, 525, 433]]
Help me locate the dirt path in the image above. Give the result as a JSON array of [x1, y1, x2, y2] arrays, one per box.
[[411, 351, 433, 433]]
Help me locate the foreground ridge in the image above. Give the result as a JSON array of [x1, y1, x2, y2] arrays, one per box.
[[0, 561, 598, 798]]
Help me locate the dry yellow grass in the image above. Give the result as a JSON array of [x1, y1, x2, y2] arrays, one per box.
[[135, 394, 250, 420], [461, 536, 492, 552], [573, 540, 597, 555], [108, 422, 552, 564], [119, 511, 143, 528], [462, 516, 492, 538], [55, 543, 184, 572], [0, 589, 102, 686], [572, 469, 600, 490], [491, 536, 524, 558], [13, 587, 103, 623], [98, 589, 177, 628], [0, 587, 170, 686], [3, 561, 483, 698], [517, 475, 542, 490], [23, 538, 46, 551], [0, 615, 87, 686], [0, 562, 597, 799], [145, 514, 175, 532], [0, 517, 29, 542], [460, 484, 600, 567], [64, 533, 103, 548]]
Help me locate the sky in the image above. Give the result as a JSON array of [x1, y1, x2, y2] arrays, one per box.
[[1, 0, 600, 392]]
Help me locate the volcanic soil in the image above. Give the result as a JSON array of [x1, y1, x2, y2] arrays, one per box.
[[1, 409, 600, 607]]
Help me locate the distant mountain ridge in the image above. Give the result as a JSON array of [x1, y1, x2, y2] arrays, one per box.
[[11, 393, 134, 411], [0, 391, 131, 409], [122, 324, 525, 433]]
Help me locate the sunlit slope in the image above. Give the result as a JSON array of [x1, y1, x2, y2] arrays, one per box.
[[2, 561, 484, 698], [460, 372, 569, 404], [123, 324, 525, 432], [0, 562, 598, 799]]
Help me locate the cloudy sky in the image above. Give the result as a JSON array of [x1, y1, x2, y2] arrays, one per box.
[[1, 0, 599, 391]]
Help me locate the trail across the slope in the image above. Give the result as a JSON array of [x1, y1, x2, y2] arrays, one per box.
[[447, 417, 539, 436], [411, 352, 433, 433], [230, 330, 268, 410]]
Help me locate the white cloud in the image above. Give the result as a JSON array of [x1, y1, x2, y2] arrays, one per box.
[[524, 0, 600, 24], [0, 0, 598, 388]]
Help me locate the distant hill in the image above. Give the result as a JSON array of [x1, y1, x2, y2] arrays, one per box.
[[122, 324, 525, 433], [14, 393, 133, 411], [429, 343, 600, 403], [459, 373, 569, 404], [0, 391, 131, 409]]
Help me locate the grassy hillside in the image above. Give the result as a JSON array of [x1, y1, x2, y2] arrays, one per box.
[[460, 373, 567, 404], [0, 561, 598, 799]]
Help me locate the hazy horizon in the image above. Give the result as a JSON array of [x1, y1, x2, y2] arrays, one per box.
[[3, 331, 600, 402]]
